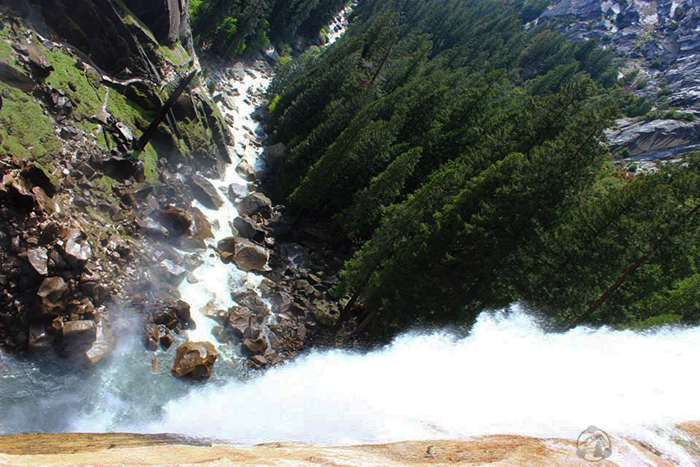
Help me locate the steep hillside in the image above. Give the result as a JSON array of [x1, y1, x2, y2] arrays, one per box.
[[533, 0, 700, 160]]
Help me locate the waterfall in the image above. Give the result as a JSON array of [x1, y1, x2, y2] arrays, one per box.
[[144, 307, 700, 462], [2, 307, 700, 464]]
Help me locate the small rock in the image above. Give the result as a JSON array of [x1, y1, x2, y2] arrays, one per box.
[[236, 160, 255, 181], [63, 229, 92, 266], [242, 337, 268, 356], [27, 247, 49, 275], [37, 276, 69, 316], [171, 341, 217, 379]]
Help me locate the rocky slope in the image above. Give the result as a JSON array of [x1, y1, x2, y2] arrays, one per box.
[[1, 425, 700, 466], [0, 0, 232, 362], [535, 0, 700, 161], [0, 0, 346, 374]]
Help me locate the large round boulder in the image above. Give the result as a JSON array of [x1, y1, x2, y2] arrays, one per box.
[[171, 341, 217, 379], [233, 238, 269, 272]]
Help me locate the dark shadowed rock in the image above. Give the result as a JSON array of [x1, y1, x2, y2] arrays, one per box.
[[233, 216, 265, 242], [160, 205, 192, 236], [191, 175, 224, 210], [122, 0, 189, 44], [264, 142, 286, 171], [37, 277, 69, 316], [237, 193, 272, 218], [28, 323, 54, 352], [171, 341, 217, 379], [271, 292, 292, 314], [0, 62, 34, 92]]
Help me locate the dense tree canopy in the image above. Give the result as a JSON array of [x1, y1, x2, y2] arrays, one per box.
[[189, 0, 346, 56], [266, 0, 700, 340]]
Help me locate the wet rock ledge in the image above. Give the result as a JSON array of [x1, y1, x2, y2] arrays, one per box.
[[2, 424, 700, 466]]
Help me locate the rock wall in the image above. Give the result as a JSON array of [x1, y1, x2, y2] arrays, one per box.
[[122, 0, 190, 44], [536, 0, 700, 160]]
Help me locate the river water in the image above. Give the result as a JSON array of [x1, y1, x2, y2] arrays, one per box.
[[1, 8, 700, 466]]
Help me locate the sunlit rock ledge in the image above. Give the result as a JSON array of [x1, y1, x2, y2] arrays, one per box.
[[1, 424, 700, 466]]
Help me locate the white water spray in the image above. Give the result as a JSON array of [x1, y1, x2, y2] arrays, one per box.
[[149, 307, 700, 464]]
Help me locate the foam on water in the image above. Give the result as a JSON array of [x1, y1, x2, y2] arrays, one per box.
[[178, 66, 271, 346], [147, 307, 700, 464]]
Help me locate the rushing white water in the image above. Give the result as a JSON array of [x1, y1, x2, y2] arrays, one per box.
[[178, 63, 272, 347], [146, 307, 700, 464], [326, 3, 355, 45]]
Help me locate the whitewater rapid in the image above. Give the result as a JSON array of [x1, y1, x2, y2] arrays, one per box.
[[148, 309, 700, 454], [2, 307, 699, 464]]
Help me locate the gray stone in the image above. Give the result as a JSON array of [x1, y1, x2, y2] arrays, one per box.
[[191, 175, 225, 210], [27, 247, 49, 276]]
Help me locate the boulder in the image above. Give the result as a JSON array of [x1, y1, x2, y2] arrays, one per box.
[[14, 43, 53, 76], [159, 259, 187, 286], [0, 62, 35, 92], [61, 320, 97, 353], [83, 320, 111, 366], [233, 238, 269, 272], [136, 217, 170, 238], [27, 247, 49, 276], [237, 192, 272, 218], [264, 143, 287, 171], [190, 207, 214, 239], [233, 216, 266, 242], [232, 291, 270, 319], [227, 180, 248, 202], [227, 307, 261, 339], [63, 229, 92, 266], [171, 341, 217, 379], [37, 277, 69, 316], [242, 337, 268, 356], [191, 175, 224, 210], [236, 160, 255, 181], [160, 205, 192, 236], [217, 237, 237, 264]]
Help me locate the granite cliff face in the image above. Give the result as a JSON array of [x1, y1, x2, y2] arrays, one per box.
[[535, 0, 700, 160]]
